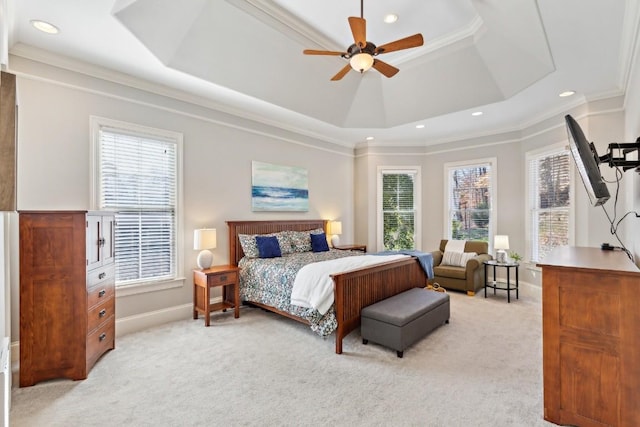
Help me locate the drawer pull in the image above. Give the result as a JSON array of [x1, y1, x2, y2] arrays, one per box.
[[99, 333, 107, 341], [219, 275, 227, 282], [98, 272, 106, 280], [98, 289, 106, 297], [99, 309, 107, 318]]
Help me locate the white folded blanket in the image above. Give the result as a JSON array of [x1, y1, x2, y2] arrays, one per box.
[[290, 254, 408, 315]]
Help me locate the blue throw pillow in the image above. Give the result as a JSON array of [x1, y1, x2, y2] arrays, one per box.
[[256, 235, 282, 258], [310, 233, 329, 252]]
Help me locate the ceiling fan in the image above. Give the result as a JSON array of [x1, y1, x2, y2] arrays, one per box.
[[303, 0, 424, 81]]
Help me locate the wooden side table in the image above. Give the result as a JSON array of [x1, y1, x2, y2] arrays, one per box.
[[333, 244, 367, 252], [193, 265, 240, 326]]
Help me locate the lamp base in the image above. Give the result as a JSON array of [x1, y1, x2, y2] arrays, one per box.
[[331, 235, 340, 247], [197, 250, 213, 269], [496, 250, 507, 263]]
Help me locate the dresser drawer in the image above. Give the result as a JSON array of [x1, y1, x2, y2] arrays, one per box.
[[87, 280, 115, 309], [88, 297, 115, 333], [87, 264, 115, 288], [87, 319, 114, 370], [208, 271, 238, 287]]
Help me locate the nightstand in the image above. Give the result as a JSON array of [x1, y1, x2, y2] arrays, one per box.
[[333, 244, 367, 252], [193, 265, 240, 326]]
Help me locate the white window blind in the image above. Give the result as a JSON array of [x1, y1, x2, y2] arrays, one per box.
[[446, 163, 493, 242], [379, 169, 419, 250], [528, 149, 571, 262], [98, 127, 178, 286]]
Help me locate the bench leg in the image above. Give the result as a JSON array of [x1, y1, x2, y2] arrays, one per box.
[[397, 350, 403, 358], [363, 339, 368, 345]]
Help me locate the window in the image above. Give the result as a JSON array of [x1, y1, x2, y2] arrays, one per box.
[[526, 146, 573, 262], [91, 117, 183, 292], [377, 167, 421, 251], [445, 159, 496, 243]]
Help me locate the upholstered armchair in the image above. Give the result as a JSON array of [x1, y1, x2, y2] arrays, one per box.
[[429, 239, 493, 296]]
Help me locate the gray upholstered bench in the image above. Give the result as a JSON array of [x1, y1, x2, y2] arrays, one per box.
[[361, 288, 450, 358]]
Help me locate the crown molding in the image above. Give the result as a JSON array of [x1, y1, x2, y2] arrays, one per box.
[[241, 0, 484, 67], [8, 43, 357, 151], [618, 0, 640, 95]]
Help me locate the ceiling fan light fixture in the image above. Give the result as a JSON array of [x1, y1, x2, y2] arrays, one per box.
[[350, 53, 374, 73]]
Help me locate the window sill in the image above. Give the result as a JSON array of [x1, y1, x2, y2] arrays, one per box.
[[115, 277, 185, 297]]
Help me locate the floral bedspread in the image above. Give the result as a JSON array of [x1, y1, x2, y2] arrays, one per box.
[[238, 249, 362, 337]]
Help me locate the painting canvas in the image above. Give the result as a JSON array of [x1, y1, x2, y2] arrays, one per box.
[[252, 161, 309, 211]]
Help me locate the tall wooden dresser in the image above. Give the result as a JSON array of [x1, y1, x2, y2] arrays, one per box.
[[538, 246, 640, 427], [19, 211, 115, 387]]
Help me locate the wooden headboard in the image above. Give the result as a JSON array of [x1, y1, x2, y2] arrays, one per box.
[[226, 219, 328, 266]]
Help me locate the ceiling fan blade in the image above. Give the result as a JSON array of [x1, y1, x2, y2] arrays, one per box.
[[303, 49, 346, 56], [331, 64, 352, 81], [372, 59, 399, 78], [375, 34, 424, 55], [348, 17, 366, 48]]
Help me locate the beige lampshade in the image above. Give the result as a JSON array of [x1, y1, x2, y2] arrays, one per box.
[[193, 228, 217, 250], [494, 235, 509, 250], [328, 221, 342, 235]]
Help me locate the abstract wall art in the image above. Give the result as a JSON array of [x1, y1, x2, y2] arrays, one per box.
[[251, 161, 309, 211]]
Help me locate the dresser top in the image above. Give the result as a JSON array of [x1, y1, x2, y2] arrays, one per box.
[[537, 246, 640, 275]]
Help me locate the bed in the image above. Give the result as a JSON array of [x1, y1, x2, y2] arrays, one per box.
[[227, 219, 428, 354]]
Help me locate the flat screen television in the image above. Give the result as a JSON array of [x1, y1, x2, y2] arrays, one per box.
[[565, 114, 610, 206]]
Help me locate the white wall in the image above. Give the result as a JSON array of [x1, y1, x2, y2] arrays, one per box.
[[0, 214, 8, 339], [7, 55, 355, 341], [624, 19, 640, 265]]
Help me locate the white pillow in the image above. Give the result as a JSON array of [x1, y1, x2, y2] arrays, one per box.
[[442, 251, 478, 267]]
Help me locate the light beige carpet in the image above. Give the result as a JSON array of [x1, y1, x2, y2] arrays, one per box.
[[10, 285, 553, 426]]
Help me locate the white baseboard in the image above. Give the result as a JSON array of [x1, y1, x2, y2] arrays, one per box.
[[115, 303, 193, 337], [11, 297, 222, 374]]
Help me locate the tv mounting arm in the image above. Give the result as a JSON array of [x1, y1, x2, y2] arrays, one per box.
[[597, 137, 640, 172]]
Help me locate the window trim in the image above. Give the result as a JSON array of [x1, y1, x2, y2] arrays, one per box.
[[443, 157, 497, 251], [376, 166, 422, 252], [525, 143, 575, 264], [90, 116, 184, 295]]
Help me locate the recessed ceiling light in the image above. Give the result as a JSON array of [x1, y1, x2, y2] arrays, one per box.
[[383, 14, 398, 24], [471, 111, 483, 116], [31, 20, 59, 34], [559, 90, 576, 97], [416, 124, 425, 129], [366, 136, 374, 141]]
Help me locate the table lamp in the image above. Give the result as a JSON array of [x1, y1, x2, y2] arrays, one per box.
[[328, 221, 342, 247], [494, 235, 509, 263], [194, 228, 217, 269]]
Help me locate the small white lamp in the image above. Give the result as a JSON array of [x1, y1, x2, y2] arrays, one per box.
[[494, 235, 509, 263], [329, 221, 342, 247], [194, 228, 217, 269]]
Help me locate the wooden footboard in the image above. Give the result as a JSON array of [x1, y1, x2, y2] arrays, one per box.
[[227, 220, 427, 354], [332, 257, 427, 354]]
